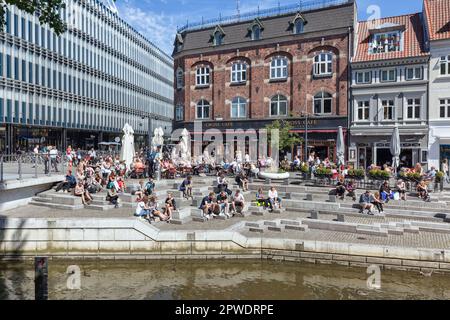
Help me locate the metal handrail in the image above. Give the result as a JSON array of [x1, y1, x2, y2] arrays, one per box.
[[177, 0, 350, 33]]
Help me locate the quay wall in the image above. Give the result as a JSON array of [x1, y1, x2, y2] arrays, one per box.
[[0, 218, 449, 273]]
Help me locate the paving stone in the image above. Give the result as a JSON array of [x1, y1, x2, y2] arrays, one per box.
[[306, 194, 314, 201]]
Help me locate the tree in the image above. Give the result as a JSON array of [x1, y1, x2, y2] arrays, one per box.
[[0, 0, 116, 36], [265, 120, 302, 153]]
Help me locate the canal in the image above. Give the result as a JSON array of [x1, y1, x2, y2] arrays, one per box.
[[1, 260, 449, 300]]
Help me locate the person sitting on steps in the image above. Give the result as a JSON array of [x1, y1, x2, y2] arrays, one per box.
[[231, 190, 246, 216], [179, 175, 193, 200], [372, 192, 385, 214], [164, 193, 177, 221], [216, 190, 230, 218], [268, 187, 282, 212], [359, 190, 375, 215]]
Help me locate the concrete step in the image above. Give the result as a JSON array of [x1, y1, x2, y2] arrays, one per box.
[[29, 201, 84, 211], [32, 196, 53, 203], [85, 203, 123, 211]]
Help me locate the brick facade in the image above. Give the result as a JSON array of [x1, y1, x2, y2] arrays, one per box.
[[174, 34, 350, 123]]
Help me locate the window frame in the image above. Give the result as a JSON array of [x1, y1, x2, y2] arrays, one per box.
[[195, 66, 211, 87], [175, 105, 184, 121], [313, 53, 333, 77], [440, 55, 450, 76], [380, 69, 397, 83], [370, 31, 402, 54], [231, 62, 248, 84], [270, 95, 288, 117], [355, 71, 372, 84], [313, 92, 333, 115], [196, 100, 211, 120], [213, 31, 223, 46], [406, 98, 421, 120], [440, 99, 450, 119], [231, 97, 247, 119], [381, 99, 395, 121], [294, 19, 304, 34], [270, 56, 288, 81], [251, 25, 261, 41], [405, 66, 423, 81], [357, 100, 370, 121], [176, 68, 184, 90]]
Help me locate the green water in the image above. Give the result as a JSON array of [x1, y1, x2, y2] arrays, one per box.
[[1, 260, 449, 300]]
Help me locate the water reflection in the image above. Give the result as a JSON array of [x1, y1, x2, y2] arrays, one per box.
[[1, 260, 450, 300]]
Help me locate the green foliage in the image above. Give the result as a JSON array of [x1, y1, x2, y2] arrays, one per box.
[[368, 169, 390, 180], [300, 164, 309, 173], [346, 169, 365, 179], [265, 120, 303, 152], [435, 171, 445, 182], [0, 0, 116, 35], [315, 167, 332, 177], [399, 172, 422, 181]]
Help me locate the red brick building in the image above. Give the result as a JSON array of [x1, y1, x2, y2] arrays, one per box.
[[173, 0, 355, 161]]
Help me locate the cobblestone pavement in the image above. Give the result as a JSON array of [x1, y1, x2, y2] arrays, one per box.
[[241, 228, 450, 250]]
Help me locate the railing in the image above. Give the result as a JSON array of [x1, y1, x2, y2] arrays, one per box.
[[177, 0, 350, 33], [0, 153, 68, 183]]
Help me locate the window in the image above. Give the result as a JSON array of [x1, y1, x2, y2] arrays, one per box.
[[196, 100, 210, 119], [251, 25, 261, 40], [370, 32, 402, 54], [231, 62, 247, 83], [440, 99, 450, 118], [382, 99, 394, 120], [356, 71, 372, 84], [270, 95, 288, 117], [231, 97, 247, 118], [294, 19, 304, 34], [196, 66, 210, 86], [176, 68, 183, 89], [357, 101, 370, 120], [407, 98, 421, 119], [314, 92, 332, 114], [314, 53, 332, 76], [440, 55, 450, 76], [270, 57, 288, 80], [380, 69, 397, 82], [213, 31, 223, 46], [406, 67, 423, 81], [175, 105, 184, 121]]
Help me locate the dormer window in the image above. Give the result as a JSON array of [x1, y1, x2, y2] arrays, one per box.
[[214, 31, 223, 46], [291, 13, 307, 35], [252, 25, 261, 40], [370, 31, 402, 54], [211, 26, 225, 46], [174, 33, 184, 52], [249, 19, 264, 41]]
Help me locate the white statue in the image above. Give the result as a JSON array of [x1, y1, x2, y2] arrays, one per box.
[[179, 129, 191, 165], [120, 123, 135, 170], [151, 127, 164, 149]]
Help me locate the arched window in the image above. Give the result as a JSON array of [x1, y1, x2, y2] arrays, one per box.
[[231, 62, 247, 83], [196, 66, 210, 86], [314, 92, 332, 114], [294, 19, 304, 34], [214, 31, 223, 46], [270, 95, 288, 116], [270, 56, 288, 80], [196, 100, 210, 119], [231, 97, 247, 118], [176, 68, 184, 89], [314, 53, 333, 76], [252, 25, 261, 40]]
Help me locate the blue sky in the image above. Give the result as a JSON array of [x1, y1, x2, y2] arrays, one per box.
[[113, 0, 424, 54]]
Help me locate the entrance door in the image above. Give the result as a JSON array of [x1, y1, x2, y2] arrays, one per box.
[[376, 148, 391, 167], [358, 147, 373, 169], [441, 145, 450, 169], [400, 150, 413, 168]]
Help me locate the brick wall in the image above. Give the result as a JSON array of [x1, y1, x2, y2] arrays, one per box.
[[174, 33, 350, 124]]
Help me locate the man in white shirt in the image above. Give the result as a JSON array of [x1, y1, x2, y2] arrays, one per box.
[[135, 196, 152, 221], [49, 146, 60, 173], [268, 187, 282, 211], [32, 145, 39, 168], [231, 190, 246, 215]]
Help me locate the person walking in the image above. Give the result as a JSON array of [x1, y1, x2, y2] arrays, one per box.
[[49, 146, 60, 173], [42, 145, 50, 174], [442, 159, 450, 184], [32, 144, 40, 168]]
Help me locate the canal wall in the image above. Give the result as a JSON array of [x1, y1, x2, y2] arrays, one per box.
[[0, 218, 450, 273]]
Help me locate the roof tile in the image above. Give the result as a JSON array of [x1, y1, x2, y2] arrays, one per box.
[[424, 0, 450, 41]]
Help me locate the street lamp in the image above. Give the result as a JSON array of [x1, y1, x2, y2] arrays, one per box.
[[301, 112, 310, 163]]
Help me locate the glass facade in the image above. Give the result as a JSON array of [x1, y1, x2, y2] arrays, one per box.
[[0, 0, 174, 150]]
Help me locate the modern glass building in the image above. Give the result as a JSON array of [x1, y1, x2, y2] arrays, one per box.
[[0, 0, 173, 153]]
